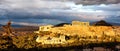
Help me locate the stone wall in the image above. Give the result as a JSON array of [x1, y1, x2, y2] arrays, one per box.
[[39, 25, 53, 31], [72, 21, 89, 26], [49, 26, 115, 37], [36, 35, 66, 44]]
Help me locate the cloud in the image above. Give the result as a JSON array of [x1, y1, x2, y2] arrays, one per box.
[[1, 0, 69, 9], [43, 0, 120, 5], [0, 0, 71, 16], [1, 0, 120, 13], [0, 0, 120, 25], [73, 0, 120, 5], [11, 19, 66, 26], [12, 22, 48, 26]]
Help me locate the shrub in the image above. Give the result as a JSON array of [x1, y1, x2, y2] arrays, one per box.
[[12, 33, 37, 49], [0, 36, 15, 49]]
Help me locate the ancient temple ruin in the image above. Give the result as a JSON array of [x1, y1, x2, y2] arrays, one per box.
[[72, 21, 89, 26], [35, 21, 115, 44]]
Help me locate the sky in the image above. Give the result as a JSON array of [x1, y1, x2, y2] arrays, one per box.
[[0, 0, 120, 26]]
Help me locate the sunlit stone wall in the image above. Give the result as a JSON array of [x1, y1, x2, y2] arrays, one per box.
[[72, 21, 89, 26]]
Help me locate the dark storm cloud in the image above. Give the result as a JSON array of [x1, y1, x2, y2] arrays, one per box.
[[74, 0, 120, 5], [44, 0, 120, 5], [80, 4, 120, 11], [0, 0, 120, 25], [6, 10, 78, 22]]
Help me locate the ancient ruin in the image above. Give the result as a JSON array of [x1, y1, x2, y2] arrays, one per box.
[[72, 21, 89, 26], [35, 21, 116, 44]]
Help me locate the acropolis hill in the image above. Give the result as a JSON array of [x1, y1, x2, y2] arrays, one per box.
[[35, 21, 120, 45], [0, 21, 120, 50]]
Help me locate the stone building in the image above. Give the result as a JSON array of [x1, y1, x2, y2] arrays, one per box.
[[34, 25, 53, 33], [72, 21, 89, 26], [36, 35, 66, 44], [39, 25, 53, 31]]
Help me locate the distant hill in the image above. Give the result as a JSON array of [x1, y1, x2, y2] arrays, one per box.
[[0, 24, 3, 31], [54, 23, 71, 27], [109, 23, 120, 26], [0, 24, 2, 27], [11, 25, 26, 27], [92, 20, 112, 26], [0, 24, 27, 28]]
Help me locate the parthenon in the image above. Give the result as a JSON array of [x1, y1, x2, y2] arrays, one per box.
[[72, 21, 89, 26]]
